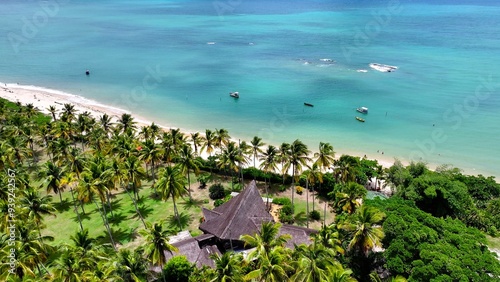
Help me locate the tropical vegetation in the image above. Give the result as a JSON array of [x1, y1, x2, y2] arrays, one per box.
[[0, 98, 499, 281]]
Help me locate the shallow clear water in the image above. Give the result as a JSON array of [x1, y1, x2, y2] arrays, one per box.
[[1, 0, 499, 177]]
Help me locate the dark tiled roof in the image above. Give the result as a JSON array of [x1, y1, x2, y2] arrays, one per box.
[[199, 181, 274, 241]]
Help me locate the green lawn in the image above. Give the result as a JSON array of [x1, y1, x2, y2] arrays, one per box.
[[42, 173, 207, 247], [41, 173, 336, 247]]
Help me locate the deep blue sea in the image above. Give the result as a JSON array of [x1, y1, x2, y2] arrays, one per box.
[[1, 0, 499, 177]]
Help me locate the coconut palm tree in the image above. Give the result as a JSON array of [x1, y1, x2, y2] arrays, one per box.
[[259, 145, 279, 200], [51, 243, 95, 282], [341, 205, 385, 256], [169, 128, 186, 151], [313, 224, 345, 256], [160, 131, 176, 166], [209, 252, 244, 282], [99, 113, 114, 137], [334, 182, 367, 215], [240, 222, 291, 258], [74, 112, 94, 151], [245, 246, 293, 282], [176, 144, 201, 199], [278, 142, 291, 184], [214, 128, 230, 153], [305, 163, 323, 212], [138, 138, 163, 188], [314, 142, 336, 170], [123, 156, 147, 227], [3, 136, 31, 165], [47, 105, 58, 121], [250, 136, 265, 169], [52, 137, 72, 166], [139, 221, 178, 280], [38, 161, 67, 203], [115, 249, 149, 282], [201, 129, 216, 157], [334, 156, 359, 184], [217, 141, 245, 191], [61, 103, 77, 123], [111, 133, 136, 161], [189, 132, 203, 155], [6, 223, 54, 279], [116, 113, 137, 135], [138, 125, 152, 142], [291, 243, 340, 282], [327, 266, 357, 282], [283, 139, 311, 209], [155, 165, 188, 229], [77, 158, 116, 249], [20, 189, 57, 237]]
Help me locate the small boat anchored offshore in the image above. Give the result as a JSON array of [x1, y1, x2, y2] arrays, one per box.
[[356, 107, 368, 114], [304, 102, 314, 107], [229, 92, 239, 98], [369, 63, 398, 72], [355, 116, 365, 122]]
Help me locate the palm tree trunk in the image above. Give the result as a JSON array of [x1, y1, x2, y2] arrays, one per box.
[[187, 170, 192, 200], [106, 191, 114, 218], [282, 161, 286, 185], [172, 195, 181, 230], [58, 191, 63, 203], [93, 199, 116, 250], [265, 176, 270, 211], [306, 179, 309, 228], [69, 186, 84, 231], [313, 184, 318, 212], [323, 201, 327, 226], [291, 164, 295, 212], [152, 160, 157, 195], [126, 189, 147, 228], [80, 199, 86, 214]]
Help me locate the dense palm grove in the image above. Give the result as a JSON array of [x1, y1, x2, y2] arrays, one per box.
[[1, 98, 499, 281]]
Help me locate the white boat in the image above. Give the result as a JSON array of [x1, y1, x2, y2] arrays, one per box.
[[319, 58, 334, 62], [369, 63, 398, 72], [229, 92, 239, 98], [207, 42, 216, 45], [356, 107, 368, 114]]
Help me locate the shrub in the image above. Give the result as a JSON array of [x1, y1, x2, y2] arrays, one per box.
[[197, 173, 211, 188], [209, 183, 225, 200], [280, 204, 294, 216], [162, 256, 193, 282], [296, 186, 304, 195], [278, 203, 295, 223], [309, 210, 321, 221], [279, 185, 288, 192], [279, 214, 295, 224], [214, 199, 226, 207], [273, 197, 291, 206]]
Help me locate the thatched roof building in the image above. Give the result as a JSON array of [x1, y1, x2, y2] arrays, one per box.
[[199, 181, 274, 241], [166, 180, 317, 268]]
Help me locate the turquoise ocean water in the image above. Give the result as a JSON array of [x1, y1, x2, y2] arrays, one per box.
[[1, 0, 499, 177]]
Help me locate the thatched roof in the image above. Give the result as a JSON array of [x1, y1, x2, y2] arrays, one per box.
[[279, 224, 317, 249], [164, 234, 220, 268], [199, 181, 274, 241]]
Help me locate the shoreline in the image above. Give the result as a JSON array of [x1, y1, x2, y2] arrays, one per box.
[[0, 81, 496, 179]]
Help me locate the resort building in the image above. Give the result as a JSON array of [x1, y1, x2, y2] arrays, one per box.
[[164, 180, 317, 268]]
